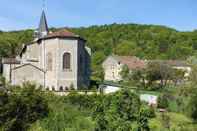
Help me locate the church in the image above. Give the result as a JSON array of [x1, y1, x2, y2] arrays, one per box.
[[2, 11, 91, 91]]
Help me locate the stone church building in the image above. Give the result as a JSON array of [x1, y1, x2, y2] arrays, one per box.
[[2, 11, 91, 91]]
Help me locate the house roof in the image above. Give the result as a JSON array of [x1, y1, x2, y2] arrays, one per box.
[[113, 55, 146, 69]]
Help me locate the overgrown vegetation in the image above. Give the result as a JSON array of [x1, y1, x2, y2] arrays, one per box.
[[0, 83, 48, 131]]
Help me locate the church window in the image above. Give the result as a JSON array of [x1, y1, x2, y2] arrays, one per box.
[[59, 86, 63, 91], [47, 52, 53, 71], [65, 87, 68, 91], [63, 52, 71, 70]]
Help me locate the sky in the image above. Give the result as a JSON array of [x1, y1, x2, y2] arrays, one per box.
[[0, 0, 197, 31]]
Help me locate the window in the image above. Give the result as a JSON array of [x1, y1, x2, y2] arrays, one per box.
[[59, 86, 63, 91], [63, 52, 71, 70], [65, 87, 68, 91], [47, 52, 53, 71]]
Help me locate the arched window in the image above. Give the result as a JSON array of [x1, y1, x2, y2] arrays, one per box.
[[52, 87, 55, 91], [47, 52, 53, 71], [65, 87, 68, 91], [63, 52, 71, 70], [59, 86, 63, 91]]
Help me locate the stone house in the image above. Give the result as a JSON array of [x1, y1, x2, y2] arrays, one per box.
[[2, 11, 91, 91], [102, 56, 191, 82], [102, 55, 145, 81]]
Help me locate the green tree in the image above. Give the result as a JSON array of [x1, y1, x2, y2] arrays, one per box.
[[92, 89, 149, 131], [0, 83, 48, 131], [187, 88, 197, 121]]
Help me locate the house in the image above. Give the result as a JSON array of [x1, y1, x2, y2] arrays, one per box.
[[102, 55, 145, 81], [2, 10, 91, 91]]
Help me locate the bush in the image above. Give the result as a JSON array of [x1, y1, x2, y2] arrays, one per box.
[[0, 83, 49, 131], [29, 94, 95, 131], [138, 107, 151, 131], [157, 94, 169, 109], [65, 91, 101, 111], [187, 88, 197, 121], [92, 88, 151, 131]]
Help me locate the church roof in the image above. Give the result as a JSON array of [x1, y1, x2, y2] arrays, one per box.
[[47, 29, 77, 38], [38, 29, 85, 41], [38, 10, 49, 33]]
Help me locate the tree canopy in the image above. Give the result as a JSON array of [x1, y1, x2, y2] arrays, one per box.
[[0, 23, 197, 80]]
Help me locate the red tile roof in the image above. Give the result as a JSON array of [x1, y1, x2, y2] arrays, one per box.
[[47, 29, 78, 38], [114, 56, 146, 69]]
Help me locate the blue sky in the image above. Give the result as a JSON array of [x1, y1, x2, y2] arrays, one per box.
[[0, 0, 197, 31]]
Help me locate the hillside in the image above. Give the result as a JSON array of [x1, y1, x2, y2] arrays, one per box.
[[0, 23, 197, 80]]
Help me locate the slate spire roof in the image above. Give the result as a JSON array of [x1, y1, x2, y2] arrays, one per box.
[[38, 10, 49, 35]]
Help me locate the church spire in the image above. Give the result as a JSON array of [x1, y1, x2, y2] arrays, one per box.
[[38, 10, 49, 38]]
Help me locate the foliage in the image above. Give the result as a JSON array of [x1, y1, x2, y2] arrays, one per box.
[[122, 61, 185, 89], [157, 93, 169, 109], [29, 94, 95, 131], [187, 87, 197, 121], [120, 65, 130, 80], [149, 112, 197, 131], [65, 91, 100, 111], [137, 107, 151, 131], [92, 88, 154, 131], [0, 30, 33, 57], [0, 83, 48, 131], [0, 23, 196, 81]]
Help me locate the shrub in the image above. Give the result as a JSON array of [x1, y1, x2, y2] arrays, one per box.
[[137, 107, 151, 131], [0, 83, 49, 131], [157, 94, 169, 109], [92, 88, 149, 130], [187, 88, 197, 121]]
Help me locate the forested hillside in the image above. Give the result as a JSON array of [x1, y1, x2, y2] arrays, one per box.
[[0, 23, 197, 80]]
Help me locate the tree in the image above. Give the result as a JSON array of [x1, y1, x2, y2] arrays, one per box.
[[187, 88, 197, 121], [92, 88, 150, 131], [131, 69, 147, 88], [120, 65, 130, 80], [157, 94, 169, 109], [137, 107, 151, 131], [146, 62, 174, 88], [0, 83, 49, 131]]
